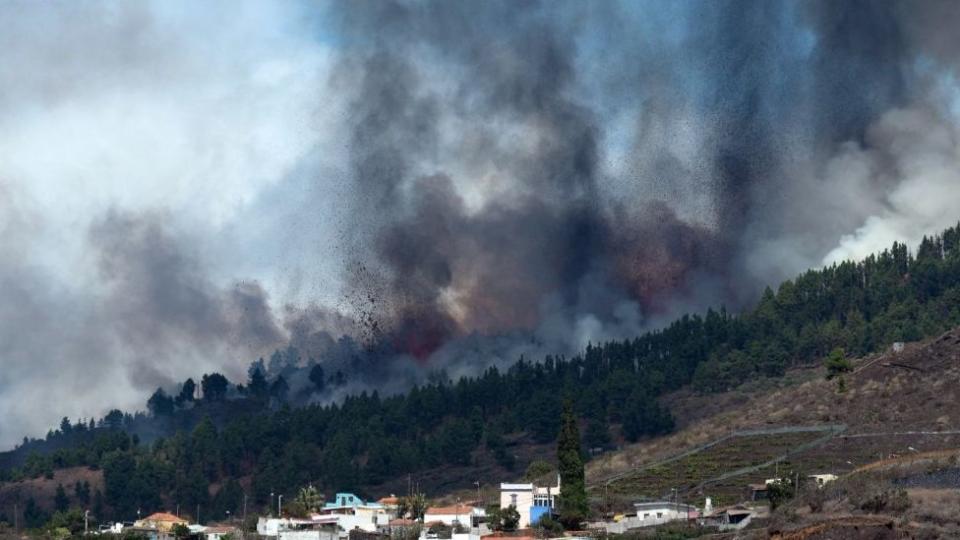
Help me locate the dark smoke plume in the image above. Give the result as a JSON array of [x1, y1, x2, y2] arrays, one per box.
[[329, 1, 735, 361], [317, 0, 921, 361]]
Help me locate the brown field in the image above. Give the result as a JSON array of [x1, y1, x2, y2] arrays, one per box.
[[586, 327, 960, 518], [0, 466, 103, 515]]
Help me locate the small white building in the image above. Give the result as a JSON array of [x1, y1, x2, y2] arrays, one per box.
[[423, 504, 485, 528], [499, 475, 560, 529], [378, 496, 402, 519], [257, 517, 339, 540], [631, 501, 697, 527], [808, 474, 838, 487]]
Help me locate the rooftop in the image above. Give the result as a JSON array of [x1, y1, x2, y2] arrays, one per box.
[[203, 526, 237, 534], [425, 505, 476, 516], [323, 492, 383, 510], [142, 512, 187, 523], [633, 501, 697, 511]]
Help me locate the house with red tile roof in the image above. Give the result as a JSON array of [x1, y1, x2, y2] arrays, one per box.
[[134, 512, 188, 532]]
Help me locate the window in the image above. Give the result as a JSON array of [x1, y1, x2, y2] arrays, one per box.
[[510, 494, 517, 506], [642, 513, 648, 519], [656, 512, 662, 518]]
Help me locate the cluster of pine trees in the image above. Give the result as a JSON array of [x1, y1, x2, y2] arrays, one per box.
[[692, 227, 960, 392], [2, 223, 960, 524]]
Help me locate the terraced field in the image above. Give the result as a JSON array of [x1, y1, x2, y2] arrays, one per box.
[[598, 428, 836, 508], [596, 429, 960, 509]]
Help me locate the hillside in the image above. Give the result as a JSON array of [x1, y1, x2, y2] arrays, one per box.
[[2, 223, 960, 530], [584, 325, 960, 536], [590, 325, 960, 486]]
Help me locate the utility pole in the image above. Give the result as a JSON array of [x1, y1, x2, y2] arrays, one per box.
[[276, 494, 283, 540], [85, 510, 90, 536], [672, 487, 678, 522], [197, 504, 200, 525], [14, 502, 18, 534], [602, 482, 606, 515]]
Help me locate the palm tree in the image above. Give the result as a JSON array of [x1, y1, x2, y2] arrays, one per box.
[[293, 485, 323, 515]]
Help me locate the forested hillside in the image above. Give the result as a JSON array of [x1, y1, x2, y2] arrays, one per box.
[[2, 223, 960, 526]]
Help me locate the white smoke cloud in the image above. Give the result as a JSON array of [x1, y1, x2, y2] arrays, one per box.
[[0, 1, 338, 447], [824, 104, 960, 264]]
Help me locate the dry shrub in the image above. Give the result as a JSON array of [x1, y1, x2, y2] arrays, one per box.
[[801, 484, 827, 514], [906, 490, 960, 529], [857, 488, 910, 513]]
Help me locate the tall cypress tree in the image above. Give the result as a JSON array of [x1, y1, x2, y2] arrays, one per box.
[[556, 400, 587, 529]]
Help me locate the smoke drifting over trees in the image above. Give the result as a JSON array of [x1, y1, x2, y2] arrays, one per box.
[[1, 0, 960, 446]]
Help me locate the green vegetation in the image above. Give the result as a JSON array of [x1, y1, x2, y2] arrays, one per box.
[[403, 492, 427, 521], [171, 522, 191, 539], [524, 459, 555, 481], [557, 401, 588, 529], [487, 505, 520, 531], [289, 485, 323, 517], [535, 515, 564, 535], [824, 348, 852, 380], [766, 476, 795, 510]]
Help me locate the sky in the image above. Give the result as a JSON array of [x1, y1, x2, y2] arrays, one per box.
[[1, 0, 960, 448]]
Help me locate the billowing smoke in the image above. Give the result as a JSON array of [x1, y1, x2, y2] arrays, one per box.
[[319, 0, 960, 357], [330, 1, 733, 359], [1, 0, 960, 447]]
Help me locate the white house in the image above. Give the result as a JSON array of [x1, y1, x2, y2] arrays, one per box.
[[423, 504, 485, 528], [257, 517, 339, 540], [588, 500, 700, 534], [378, 496, 402, 519], [808, 474, 838, 487], [319, 493, 391, 535], [499, 475, 560, 529], [631, 501, 697, 527]]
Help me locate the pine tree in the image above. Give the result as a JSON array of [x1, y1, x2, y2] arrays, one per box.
[[556, 400, 587, 529], [55, 483, 69, 512], [308, 364, 326, 394], [248, 367, 269, 400]]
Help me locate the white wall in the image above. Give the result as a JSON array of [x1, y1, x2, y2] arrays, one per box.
[[279, 531, 321, 540], [258, 518, 285, 536], [423, 514, 458, 527], [335, 513, 381, 533], [499, 488, 534, 528], [623, 505, 694, 530]]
